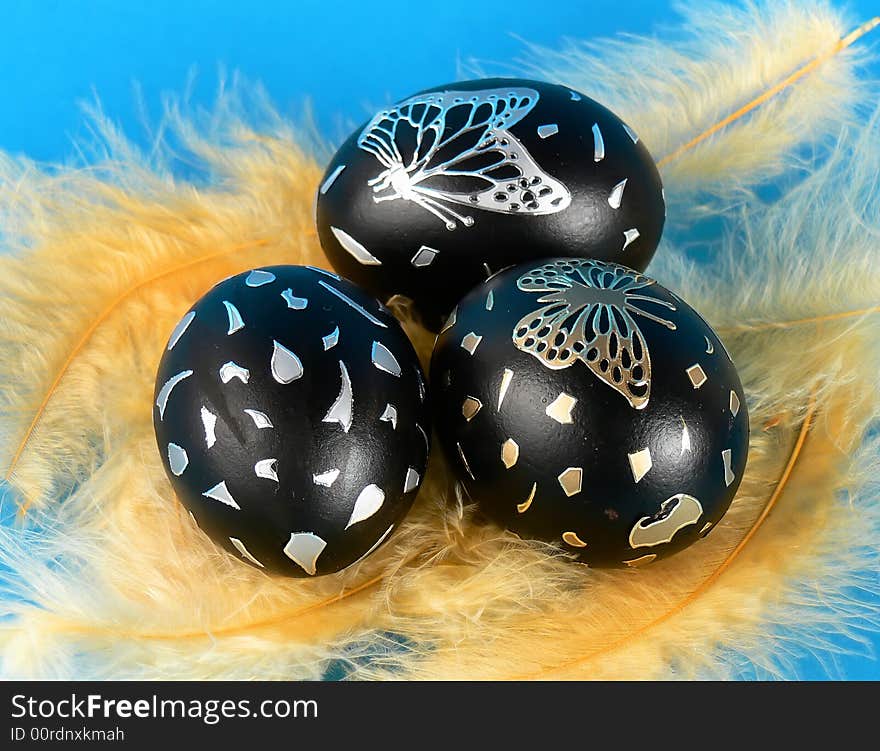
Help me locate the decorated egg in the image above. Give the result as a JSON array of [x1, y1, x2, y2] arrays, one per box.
[[315, 77, 665, 330], [430, 258, 748, 567], [153, 265, 430, 577]]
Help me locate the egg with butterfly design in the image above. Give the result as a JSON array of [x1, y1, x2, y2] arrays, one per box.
[[430, 258, 748, 567], [153, 265, 430, 577], [316, 77, 666, 331]]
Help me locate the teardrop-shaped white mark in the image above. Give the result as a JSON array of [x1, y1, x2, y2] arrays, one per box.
[[592, 123, 605, 162], [320, 164, 346, 194], [167, 311, 195, 350], [254, 458, 279, 483], [281, 288, 309, 310], [322, 326, 340, 350], [403, 468, 420, 494], [230, 537, 265, 567], [562, 531, 588, 548], [283, 532, 327, 576], [245, 269, 276, 287], [313, 468, 340, 487], [346, 484, 385, 528], [704, 336, 714, 354], [200, 406, 218, 448], [244, 409, 273, 429], [371, 341, 401, 377], [380, 403, 398, 429], [331, 226, 382, 265], [319, 280, 388, 328], [219, 361, 250, 384], [608, 178, 627, 209], [485, 290, 494, 311], [271, 340, 303, 384], [167, 443, 189, 476], [322, 361, 353, 432], [156, 370, 193, 420], [223, 300, 245, 334], [203, 480, 240, 510]]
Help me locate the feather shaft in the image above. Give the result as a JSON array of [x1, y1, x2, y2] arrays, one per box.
[[658, 16, 880, 167], [716, 305, 880, 334], [7, 239, 269, 512], [48, 565, 392, 642]]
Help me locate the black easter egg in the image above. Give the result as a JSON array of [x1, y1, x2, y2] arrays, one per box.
[[152, 265, 430, 577], [430, 258, 749, 567], [315, 77, 666, 331]]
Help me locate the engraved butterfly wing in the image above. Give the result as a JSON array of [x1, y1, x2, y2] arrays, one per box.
[[512, 260, 661, 410], [357, 88, 571, 229]]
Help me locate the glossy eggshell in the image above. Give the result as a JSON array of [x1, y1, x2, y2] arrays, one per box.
[[316, 77, 665, 331], [430, 258, 749, 567], [153, 265, 430, 577]]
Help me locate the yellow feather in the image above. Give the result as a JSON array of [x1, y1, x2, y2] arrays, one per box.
[[501, 1, 873, 201], [1, 3, 878, 679]]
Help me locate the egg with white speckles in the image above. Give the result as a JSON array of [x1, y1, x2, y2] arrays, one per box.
[[430, 258, 749, 567], [153, 265, 430, 577], [316, 77, 665, 331]]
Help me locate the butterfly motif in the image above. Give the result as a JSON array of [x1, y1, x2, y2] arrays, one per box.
[[357, 87, 571, 230], [512, 260, 677, 409]]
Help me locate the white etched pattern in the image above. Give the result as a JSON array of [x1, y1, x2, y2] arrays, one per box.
[[156, 370, 193, 420], [331, 226, 382, 265], [245, 269, 276, 287], [167, 311, 195, 351], [219, 362, 250, 384], [271, 340, 303, 384], [203, 481, 240, 510], [284, 532, 327, 576], [200, 406, 218, 448], [346, 485, 385, 529], [322, 361, 354, 432]]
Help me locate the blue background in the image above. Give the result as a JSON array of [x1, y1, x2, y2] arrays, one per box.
[[1, 0, 878, 679]]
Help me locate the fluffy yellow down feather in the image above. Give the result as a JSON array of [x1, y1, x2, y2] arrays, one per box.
[[0, 1, 877, 679]]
